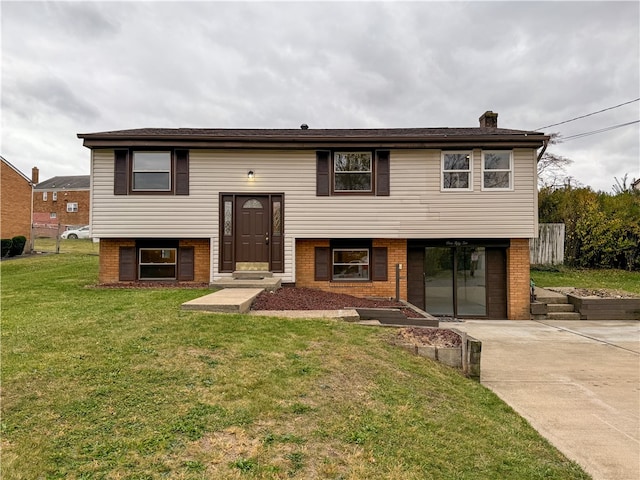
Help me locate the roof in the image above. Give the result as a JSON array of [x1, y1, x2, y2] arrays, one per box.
[[35, 175, 90, 190], [1, 156, 33, 185], [78, 127, 549, 150]]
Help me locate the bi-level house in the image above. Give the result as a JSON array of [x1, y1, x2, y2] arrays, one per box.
[[78, 112, 548, 320]]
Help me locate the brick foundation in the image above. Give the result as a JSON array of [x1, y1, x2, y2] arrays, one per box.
[[295, 239, 408, 300], [507, 238, 531, 320], [99, 238, 210, 284]]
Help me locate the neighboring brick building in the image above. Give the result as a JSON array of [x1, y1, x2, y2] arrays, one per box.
[[1, 156, 35, 243], [33, 175, 90, 229]]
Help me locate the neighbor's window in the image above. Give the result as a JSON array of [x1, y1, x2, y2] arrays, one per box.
[[442, 152, 472, 190], [66, 202, 78, 213], [132, 152, 171, 191], [43, 192, 48, 201], [334, 152, 372, 192], [52, 191, 58, 201], [139, 248, 177, 280], [50, 212, 57, 219], [332, 248, 369, 281], [482, 151, 512, 190]]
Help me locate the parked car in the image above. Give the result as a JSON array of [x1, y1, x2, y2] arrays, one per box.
[[61, 225, 90, 239]]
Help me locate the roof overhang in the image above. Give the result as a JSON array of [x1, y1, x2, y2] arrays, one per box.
[[77, 131, 549, 150]]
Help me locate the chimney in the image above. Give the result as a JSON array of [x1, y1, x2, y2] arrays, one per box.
[[31, 166, 39, 184], [479, 111, 498, 128]]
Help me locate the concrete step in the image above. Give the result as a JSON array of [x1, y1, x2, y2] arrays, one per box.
[[534, 287, 570, 304], [547, 303, 576, 313], [181, 288, 264, 313], [232, 270, 273, 280], [547, 311, 582, 320], [210, 277, 281, 291]]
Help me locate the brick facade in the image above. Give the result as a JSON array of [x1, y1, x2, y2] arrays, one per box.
[[1, 159, 32, 242], [507, 238, 531, 320], [33, 189, 90, 227], [295, 239, 408, 300], [99, 238, 210, 284], [179, 239, 211, 283]]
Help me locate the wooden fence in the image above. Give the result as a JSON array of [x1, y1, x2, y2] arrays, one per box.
[[530, 223, 565, 265]]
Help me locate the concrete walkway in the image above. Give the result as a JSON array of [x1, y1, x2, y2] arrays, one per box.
[[453, 320, 640, 480]]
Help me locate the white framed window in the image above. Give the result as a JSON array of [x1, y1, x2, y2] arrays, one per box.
[[333, 152, 372, 192], [50, 212, 57, 219], [442, 152, 472, 190], [52, 191, 58, 201], [42, 192, 48, 201], [482, 151, 513, 190], [139, 248, 177, 280], [66, 202, 78, 213], [332, 248, 369, 281], [132, 151, 171, 191]]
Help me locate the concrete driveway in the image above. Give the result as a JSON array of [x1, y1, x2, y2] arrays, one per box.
[[452, 320, 640, 480]]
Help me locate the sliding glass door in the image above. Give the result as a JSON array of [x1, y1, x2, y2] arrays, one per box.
[[424, 246, 487, 318]]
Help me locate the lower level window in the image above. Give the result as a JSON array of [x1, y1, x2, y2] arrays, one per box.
[[67, 202, 78, 213], [333, 248, 369, 280], [139, 248, 176, 280]]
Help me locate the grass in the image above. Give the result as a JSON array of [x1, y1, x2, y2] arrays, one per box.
[[1, 254, 589, 479], [531, 265, 640, 295], [31, 237, 100, 255]]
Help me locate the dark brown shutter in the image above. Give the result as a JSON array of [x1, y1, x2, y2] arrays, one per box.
[[314, 247, 330, 281], [175, 150, 189, 195], [316, 151, 330, 196], [376, 150, 390, 196], [178, 246, 195, 281], [119, 246, 136, 281], [114, 150, 129, 195], [372, 247, 388, 281]]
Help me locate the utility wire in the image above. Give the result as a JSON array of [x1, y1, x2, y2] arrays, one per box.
[[560, 120, 640, 142], [534, 98, 640, 131]]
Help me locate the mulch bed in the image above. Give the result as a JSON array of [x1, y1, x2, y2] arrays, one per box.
[[397, 327, 462, 348], [549, 287, 639, 299], [251, 286, 425, 318]]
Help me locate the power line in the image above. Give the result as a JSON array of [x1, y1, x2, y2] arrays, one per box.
[[560, 120, 640, 142], [534, 98, 640, 131]]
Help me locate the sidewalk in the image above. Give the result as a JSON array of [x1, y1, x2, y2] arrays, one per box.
[[453, 320, 640, 480]]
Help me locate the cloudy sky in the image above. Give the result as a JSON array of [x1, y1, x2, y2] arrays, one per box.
[[2, 1, 639, 193]]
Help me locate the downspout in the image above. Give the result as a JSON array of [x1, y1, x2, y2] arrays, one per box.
[[536, 138, 549, 163]]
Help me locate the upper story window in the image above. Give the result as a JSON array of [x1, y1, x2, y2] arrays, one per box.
[[132, 152, 171, 191], [67, 202, 78, 213], [42, 192, 48, 201], [442, 152, 472, 191], [316, 150, 389, 197], [482, 151, 512, 190], [52, 191, 58, 201], [334, 152, 372, 192], [114, 149, 189, 196]]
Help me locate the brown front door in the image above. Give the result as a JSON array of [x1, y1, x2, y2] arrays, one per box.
[[235, 196, 269, 263]]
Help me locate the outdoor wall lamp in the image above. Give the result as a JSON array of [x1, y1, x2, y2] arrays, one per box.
[[247, 170, 255, 179]]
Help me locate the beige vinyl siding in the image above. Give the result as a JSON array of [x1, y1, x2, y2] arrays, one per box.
[[92, 147, 538, 280], [92, 148, 537, 238]]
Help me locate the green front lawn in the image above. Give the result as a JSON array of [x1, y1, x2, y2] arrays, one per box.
[[531, 266, 640, 295], [1, 254, 589, 479]]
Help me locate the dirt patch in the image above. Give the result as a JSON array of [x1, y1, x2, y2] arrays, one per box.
[[251, 287, 424, 318], [396, 327, 462, 348], [549, 287, 639, 299]]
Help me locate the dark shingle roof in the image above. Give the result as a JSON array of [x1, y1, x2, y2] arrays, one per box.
[[78, 127, 548, 149], [35, 175, 90, 190]]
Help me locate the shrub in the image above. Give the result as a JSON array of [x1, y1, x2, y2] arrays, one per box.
[[9, 236, 27, 257], [1, 239, 12, 257]]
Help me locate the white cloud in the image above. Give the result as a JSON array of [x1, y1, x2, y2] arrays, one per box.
[[1, 1, 638, 192]]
